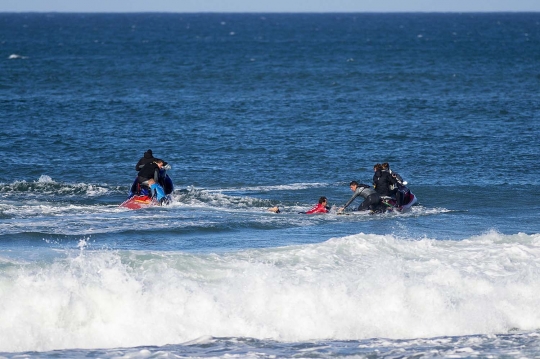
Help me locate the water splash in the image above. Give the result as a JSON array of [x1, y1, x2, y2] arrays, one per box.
[[1, 232, 540, 352]]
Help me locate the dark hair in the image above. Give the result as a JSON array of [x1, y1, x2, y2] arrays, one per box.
[[382, 162, 389, 169], [350, 181, 359, 186], [374, 163, 382, 170], [318, 196, 327, 204]]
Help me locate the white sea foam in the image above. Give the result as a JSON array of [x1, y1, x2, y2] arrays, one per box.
[[1, 177, 115, 197], [1, 232, 539, 352], [173, 187, 277, 210], [219, 182, 330, 192], [37, 175, 54, 183], [8, 54, 27, 59], [1, 203, 120, 217]]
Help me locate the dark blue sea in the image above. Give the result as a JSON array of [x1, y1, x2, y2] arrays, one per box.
[[1, 12, 540, 358]]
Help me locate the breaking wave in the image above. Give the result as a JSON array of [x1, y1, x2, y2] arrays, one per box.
[[1, 231, 539, 352]]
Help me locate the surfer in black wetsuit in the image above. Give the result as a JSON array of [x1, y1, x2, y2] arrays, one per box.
[[135, 149, 171, 171], [382, 162, 409, 207], [339, 181, 382, 212], [135, 149, 155, 171], [372, 163, 397, 197], [382, 163, 405, 186]]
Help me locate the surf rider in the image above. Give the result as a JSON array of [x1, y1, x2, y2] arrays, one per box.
[[338, 181, 382, 213], [268, 196, 330, 214], [137, 159, 167, 204], [304, 196, 330, 214]]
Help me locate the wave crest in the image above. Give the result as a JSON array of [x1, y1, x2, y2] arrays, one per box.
[[1, 232, 540, 352], [0, 177, 116, 197]]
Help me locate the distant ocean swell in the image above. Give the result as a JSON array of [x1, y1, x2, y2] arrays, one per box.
[[1, 232, 539, 353]]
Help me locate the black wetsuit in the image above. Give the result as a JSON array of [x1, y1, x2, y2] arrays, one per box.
[[343, 186, 381, 211], [137, 162, 160, 184], [373, 170, 397, 197], [387, 170, 408, 207], [135, 150, 155, 171]]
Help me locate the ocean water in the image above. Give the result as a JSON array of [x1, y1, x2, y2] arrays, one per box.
[[1, 12, 540, 358]]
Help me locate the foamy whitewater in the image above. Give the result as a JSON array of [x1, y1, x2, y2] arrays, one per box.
[[1, 12, 540, 358], [2, 232, 540, 354]]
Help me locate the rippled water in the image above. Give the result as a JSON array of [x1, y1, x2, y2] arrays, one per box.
[[1, 12, 540, 358]]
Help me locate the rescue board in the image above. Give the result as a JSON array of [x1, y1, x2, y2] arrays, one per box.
[[120, 195, 154, 210]]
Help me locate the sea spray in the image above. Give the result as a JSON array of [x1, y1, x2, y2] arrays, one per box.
[[1, 232, 540, 352]]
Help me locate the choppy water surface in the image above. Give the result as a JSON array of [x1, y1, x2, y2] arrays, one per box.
[[1, 12, 540, 358]]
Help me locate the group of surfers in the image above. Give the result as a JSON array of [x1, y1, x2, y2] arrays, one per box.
[[269, 162, 410, 214], [132, 149, 410, 213]]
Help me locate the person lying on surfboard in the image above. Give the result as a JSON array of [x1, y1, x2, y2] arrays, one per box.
[[268, 196, 330, 214], [304, 196, 330, 214]]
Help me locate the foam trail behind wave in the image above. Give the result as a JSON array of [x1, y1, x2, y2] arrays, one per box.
[[1, 232, 540, 352]]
